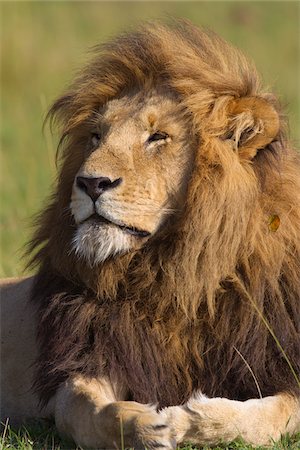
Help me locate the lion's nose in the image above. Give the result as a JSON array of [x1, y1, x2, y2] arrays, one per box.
[[76, 176, 122, 202]]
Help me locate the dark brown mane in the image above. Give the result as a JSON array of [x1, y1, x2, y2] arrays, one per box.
[[28, 20, 300, 407]]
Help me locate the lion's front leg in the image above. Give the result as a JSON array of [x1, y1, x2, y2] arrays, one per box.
[[54, 375, 175, 449], [162, 393, 300, 446]]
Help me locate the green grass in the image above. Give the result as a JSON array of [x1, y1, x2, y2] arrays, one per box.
[[1, 2, 299, 449], [1, 420, 300, 450], [1, 420, 74, 450]]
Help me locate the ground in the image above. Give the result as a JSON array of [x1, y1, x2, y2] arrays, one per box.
[[1, 420, 300, 450]]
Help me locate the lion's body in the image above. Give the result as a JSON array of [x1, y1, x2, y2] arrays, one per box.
[[0, 277, 44, 423], [1, 278, 300, 446], [1, 21, 300, 448]]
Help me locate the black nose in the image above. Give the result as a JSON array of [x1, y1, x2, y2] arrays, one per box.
[[76, 176, 122, 202]]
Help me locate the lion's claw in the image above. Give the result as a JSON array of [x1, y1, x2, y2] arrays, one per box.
[[133, 410, 176, 449]]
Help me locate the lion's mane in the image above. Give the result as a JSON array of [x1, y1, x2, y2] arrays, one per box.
[[29, 21, 300, 407]]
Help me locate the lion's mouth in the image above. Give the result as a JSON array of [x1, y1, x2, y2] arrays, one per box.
[[86, 214, 151, 238]]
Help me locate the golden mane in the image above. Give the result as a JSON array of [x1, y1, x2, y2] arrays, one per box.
[[28, 21, 300, 407]]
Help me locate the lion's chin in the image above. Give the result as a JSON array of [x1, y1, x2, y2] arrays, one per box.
[[72, 221, 136, 266]]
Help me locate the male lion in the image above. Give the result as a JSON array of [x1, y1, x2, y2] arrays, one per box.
[[1, 21, 300, 449]]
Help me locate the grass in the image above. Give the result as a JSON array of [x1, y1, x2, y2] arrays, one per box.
[[1, 2, 299, 449], [1, 420, 300, 450], [0, 420, 73, 450]]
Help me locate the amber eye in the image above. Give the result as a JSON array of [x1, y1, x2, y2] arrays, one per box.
[[91, 132, 101, 148], [147, 131, 169, 144]]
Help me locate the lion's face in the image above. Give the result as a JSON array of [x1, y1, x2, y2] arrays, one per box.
[[70, 89, 194, 265]]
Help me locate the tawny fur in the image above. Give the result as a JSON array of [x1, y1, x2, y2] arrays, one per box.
[[2, 20, 299, 448]]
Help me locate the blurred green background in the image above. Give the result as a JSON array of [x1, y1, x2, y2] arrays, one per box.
[[1, 1, 299, 278]]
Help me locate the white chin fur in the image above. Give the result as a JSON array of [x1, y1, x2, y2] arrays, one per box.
[[72, 222, 133, 265]]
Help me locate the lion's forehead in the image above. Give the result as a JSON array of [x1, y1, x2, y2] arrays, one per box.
[[100, 90, 186, 134], [78, 89, 192, 181]]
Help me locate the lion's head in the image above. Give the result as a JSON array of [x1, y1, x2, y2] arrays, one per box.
[[31, 22, 284, 287], [30, 21, 300, 407], [70, 89, 194, 265]]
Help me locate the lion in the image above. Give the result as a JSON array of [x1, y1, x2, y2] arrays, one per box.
[[1, 20, 300, 449]]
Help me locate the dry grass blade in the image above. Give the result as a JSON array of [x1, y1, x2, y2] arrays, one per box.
[[233, 276, 300, 389]]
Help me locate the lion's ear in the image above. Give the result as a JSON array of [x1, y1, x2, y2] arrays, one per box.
[[226, 97, 280, 159]]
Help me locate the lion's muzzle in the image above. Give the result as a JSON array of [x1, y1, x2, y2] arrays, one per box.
[[76, 176, 122, 202]]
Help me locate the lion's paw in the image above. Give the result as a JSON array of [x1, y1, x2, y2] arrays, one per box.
[[133, 408, 176, 450]]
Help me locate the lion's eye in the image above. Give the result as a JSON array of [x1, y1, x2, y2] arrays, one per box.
[[147, 131, 169, 145], [91, 132, 101, 148]]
